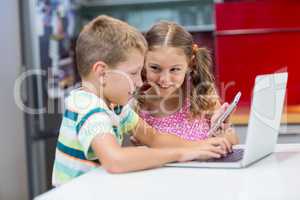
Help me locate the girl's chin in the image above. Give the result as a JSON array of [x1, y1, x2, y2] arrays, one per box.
[[157, 89, 177, 97]]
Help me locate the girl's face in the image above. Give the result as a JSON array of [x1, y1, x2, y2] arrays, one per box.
[[145, 46, 189, 98]]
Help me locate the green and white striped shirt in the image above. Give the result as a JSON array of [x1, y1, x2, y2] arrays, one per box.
[[52, 89, 139, 186]]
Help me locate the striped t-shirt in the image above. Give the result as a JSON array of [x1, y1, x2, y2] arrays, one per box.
[[52, 89, 139, 186]]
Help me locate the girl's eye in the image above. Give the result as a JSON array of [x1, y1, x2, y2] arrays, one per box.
[[150, 65, 160, 71]]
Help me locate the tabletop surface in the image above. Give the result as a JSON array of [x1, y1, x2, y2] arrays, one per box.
[[35, 144, 300, 200]]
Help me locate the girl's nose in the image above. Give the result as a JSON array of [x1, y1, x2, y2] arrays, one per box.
[[159, 72, 171, 85]]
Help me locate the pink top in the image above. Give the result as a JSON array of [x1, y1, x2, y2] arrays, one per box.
[[139, 99, 210, 141]]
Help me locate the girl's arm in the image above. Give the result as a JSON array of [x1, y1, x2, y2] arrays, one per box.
[[91, 133, 223, 173], [132, 117, 231, 153]]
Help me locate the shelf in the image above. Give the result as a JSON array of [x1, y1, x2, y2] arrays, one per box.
[[79, 1, 215, 32], [185, 24, 215, 32], [80, 0, 213, 7]]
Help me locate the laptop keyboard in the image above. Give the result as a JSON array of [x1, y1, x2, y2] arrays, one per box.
[[207, 148, 244, 162]]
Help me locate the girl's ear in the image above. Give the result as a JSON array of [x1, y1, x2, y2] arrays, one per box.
[[191, 55, 195, 61], [190, 55, 195, 67]]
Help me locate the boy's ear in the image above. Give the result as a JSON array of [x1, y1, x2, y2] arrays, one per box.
[[91, 61, 107, 78]]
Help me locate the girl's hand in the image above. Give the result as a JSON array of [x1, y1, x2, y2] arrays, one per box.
[[210, 102, 233, 136], [204, 128, 239, 153], [210, 103, 239, 138], [211, 103, 229, 124], [217, 127, 240, 145]]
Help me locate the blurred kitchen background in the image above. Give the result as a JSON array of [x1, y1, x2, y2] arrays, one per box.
[[0, 0, 299, 199]]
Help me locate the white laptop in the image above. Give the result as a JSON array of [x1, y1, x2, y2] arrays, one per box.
[[165, 72, 288, 168]]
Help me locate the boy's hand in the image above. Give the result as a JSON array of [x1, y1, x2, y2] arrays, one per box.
[[203, 136, 233, 154], [130, 136, 143, 146], [177, 145, 225, 162]]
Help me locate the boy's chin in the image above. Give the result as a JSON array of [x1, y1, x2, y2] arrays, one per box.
[[109, 97, 130, 106]]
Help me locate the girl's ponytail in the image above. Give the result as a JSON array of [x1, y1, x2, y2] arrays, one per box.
[[189, 45, 219, 117]]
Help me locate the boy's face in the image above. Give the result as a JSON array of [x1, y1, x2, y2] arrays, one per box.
[[104, 49, 144, 105]]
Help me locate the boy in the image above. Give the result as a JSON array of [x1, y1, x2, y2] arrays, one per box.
[[52, 15, 229, 186]]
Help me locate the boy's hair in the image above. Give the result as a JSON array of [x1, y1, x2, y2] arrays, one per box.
[[76, 15, 147, 77]]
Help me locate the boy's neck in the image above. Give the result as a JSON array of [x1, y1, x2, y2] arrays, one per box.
[[81, 79, 110, 106]]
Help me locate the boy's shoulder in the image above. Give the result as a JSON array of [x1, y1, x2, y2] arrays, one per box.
[[64, 89, 136, 120], [65, 89, 109, 116]]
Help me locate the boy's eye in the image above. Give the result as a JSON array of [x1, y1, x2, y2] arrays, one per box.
[[170, 68, 181, 72], [131, 72, 138, 75]]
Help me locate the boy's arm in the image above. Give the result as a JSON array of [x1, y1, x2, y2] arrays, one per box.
[[132, 117, 232, 153], [91, 133, 223, 173]]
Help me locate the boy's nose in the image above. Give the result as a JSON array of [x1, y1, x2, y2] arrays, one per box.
[[135, 76, 143, 88]]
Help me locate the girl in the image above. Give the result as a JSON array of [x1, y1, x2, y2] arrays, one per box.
[[135, 21, 239, 145]]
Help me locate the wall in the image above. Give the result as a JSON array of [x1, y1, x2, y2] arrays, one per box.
[[0, 0, 29, 199]]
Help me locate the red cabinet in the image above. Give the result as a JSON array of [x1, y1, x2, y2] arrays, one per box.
[[215, 1, 300, 106]]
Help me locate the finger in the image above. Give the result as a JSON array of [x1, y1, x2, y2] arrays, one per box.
[[225, 107, 237, 122], [197, 142, 225, 155], [208, 145, 226, 155], [211, 103, 229, 123], [221, 123, 226, 131], [130, 136, 139, 146], [209, 139, 227, 154], [224, 115, 231, 123], [213, 138, 229, 154], [220, 102, 229, 112], [206, 151, 222, 159], [130, 136, 136, 142], [219, 140, 229, 155], [225, 128, 239, 145], [197, 143, 214, 151], [212, 127, 222, 137], [221, 103, 229, 118], [222, 138, 232, 153], [219, 124, 228, 136], [199, 151, 222, 160], [223, 122, 231, 130], [219, 140, 228, 153]]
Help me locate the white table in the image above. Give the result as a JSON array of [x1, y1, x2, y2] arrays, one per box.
[[35, 144, 300, 200]]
